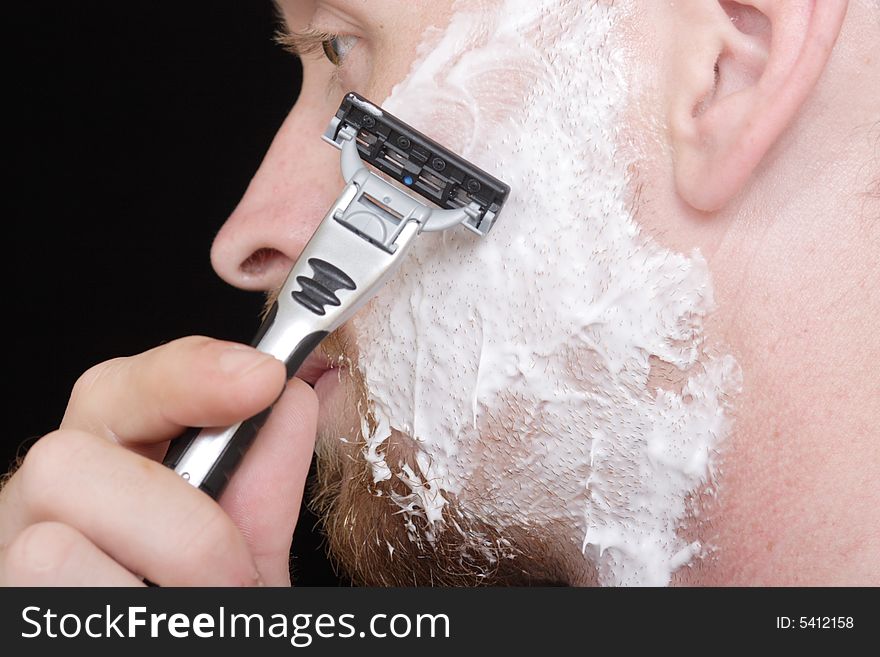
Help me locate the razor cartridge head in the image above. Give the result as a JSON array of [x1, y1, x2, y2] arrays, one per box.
[[323, 92, 510, 236]]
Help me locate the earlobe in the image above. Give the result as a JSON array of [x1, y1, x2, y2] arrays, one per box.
[[668, 0, 849, 212]]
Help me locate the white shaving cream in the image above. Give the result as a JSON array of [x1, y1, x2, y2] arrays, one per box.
[[350, 0, 741, 586]]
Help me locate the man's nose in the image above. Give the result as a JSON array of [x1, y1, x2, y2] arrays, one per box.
[[211, 111, 342, 292]]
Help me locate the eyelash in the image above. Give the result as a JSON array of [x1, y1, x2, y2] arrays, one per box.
[[275, 25, 357, 67]]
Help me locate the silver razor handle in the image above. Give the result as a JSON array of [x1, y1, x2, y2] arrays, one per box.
[[162, 181, 424, 498]]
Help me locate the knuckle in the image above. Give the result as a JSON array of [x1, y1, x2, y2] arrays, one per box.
[[176, 502, 251, 575], [174, 335, 212, 349], [185, 503, 236, 553], [69, 358, 125, 407], [153, 336, 215, 391], [19, 430, 96, 508], [4, 522, 81, 583], [170, 335, 215, 362]]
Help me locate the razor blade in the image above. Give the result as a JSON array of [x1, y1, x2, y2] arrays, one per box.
[[162, 93, 511, 499], [324, 92, 509, 238]]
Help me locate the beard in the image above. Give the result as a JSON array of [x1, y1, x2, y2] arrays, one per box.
[[308, 333, 582, 587]]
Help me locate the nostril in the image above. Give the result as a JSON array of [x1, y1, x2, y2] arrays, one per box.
[[239, 247, 290, 277], [240, 247, 281, 275]]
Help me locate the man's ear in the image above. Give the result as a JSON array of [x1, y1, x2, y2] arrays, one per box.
[[669, 0, 848, 212]]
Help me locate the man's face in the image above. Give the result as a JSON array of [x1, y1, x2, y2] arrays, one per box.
[[212, 0, 740, 586]]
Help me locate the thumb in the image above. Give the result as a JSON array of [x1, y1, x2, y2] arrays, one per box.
[[218, 377, 318, 586]]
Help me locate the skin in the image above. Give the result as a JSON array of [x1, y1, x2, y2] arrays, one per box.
[[1, 0, 877, 585]]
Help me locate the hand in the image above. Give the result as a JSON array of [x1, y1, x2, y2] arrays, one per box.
[[0, 336, 318, 586]]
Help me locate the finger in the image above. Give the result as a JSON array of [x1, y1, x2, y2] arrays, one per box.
[[0, 521, 144, 586], [219, 378, 319, 586], [61, 336, 286, 448], [0, 429, 262, 586]]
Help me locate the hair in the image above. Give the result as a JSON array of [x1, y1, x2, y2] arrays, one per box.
[[0, 460, 19, 494], [0, 436, 40, 496]]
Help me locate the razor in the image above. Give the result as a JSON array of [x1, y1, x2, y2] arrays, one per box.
[[162, 92, 510, 499]]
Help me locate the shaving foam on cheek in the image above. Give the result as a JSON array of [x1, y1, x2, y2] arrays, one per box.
[[351, 0, 742, 586]]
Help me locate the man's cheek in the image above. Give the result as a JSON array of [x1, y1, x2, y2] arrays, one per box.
[[382, 57, 540, 157]]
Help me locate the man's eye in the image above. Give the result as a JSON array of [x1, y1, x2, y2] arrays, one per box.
[[274, 27, 359, 68], [321, 35, 358, 66]]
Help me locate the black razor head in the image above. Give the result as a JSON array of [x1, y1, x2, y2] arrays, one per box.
[[327, 92, 510, 233]]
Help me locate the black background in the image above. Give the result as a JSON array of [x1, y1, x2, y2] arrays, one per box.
[[8, 2, 345, 585]]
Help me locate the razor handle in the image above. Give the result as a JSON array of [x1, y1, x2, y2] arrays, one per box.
[[161, 181, 423, 500], [161, 311, 327, 500]]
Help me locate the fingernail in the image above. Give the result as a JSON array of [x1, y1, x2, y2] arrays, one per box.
[[219, 345, 273, 376]]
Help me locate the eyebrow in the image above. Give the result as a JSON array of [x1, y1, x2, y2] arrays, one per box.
[[274, 24, 331, 58], [270, 1, 324, 58]]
